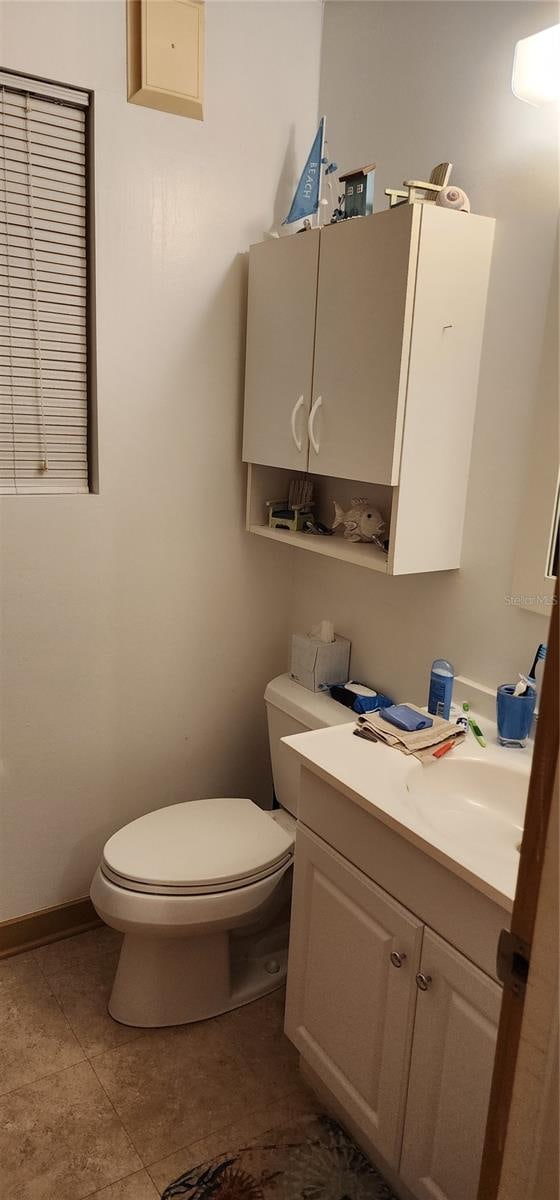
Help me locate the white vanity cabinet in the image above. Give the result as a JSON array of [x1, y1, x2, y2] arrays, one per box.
[[243, 204, 495, 574], [400, 929, 500, 1200], [285, 798, 502, 1200], [285, 825, 423, 1167]]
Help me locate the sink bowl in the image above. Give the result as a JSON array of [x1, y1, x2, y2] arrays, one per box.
[[405, 757, 527, 851]]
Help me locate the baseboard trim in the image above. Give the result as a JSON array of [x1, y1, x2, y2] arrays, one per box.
[[0, 897, 101, 959]]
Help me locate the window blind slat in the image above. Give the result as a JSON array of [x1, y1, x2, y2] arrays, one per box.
[[0, 268, 86, 290], [0, 183, 86, 209], [0, 191, 86, 218], [2, 152, 85, 181], [1, 405, 87, 417], [0, 252, 86, 274], [1, 176, 85, 198], [0, 227, 86, 253], [1, 79, 89, 495], [1, 372, 86, 386], [1, 89, 86, 122], [1, 216, 86, 241], [1, 448, 88, 458], [0, 356, 86, 370], [1, 385, 86, 398], [0, 261, 86, 282], [0, 264, 87, 288], [1, 422, 86, 433], [0, 289, 86, 305], [2, 116, 85, 145], [0, 325, 85, 345], [0, 321, 85, 339], [2, 166, 86, 196], [0, 485, 88, 492], [0, 336, 86, 352], [3, 130, 85, 159], [0, 427, 87, 440], [0, 117, 85, 146], [1, 116, 85, 146], [1, 419, 87, 434], [1, 355, 86, 369], [1, 208, 85, 231], [1, 445, 86, 454]]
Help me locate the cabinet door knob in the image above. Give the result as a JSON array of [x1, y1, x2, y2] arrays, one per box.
[[390, 951, 407, 968], [290, 394, 305, 452], [416, 972, 432, 991]]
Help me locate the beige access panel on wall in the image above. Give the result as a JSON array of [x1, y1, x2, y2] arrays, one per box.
[[127, 0, 204, 120]]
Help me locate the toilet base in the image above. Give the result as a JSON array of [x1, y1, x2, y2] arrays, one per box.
[[109, 926, 288, 1027]]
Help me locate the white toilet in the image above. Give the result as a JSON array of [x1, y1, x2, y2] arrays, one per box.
[[90, 674, 349, 1027]]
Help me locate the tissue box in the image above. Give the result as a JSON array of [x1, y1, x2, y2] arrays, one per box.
[[290, 632, 351, 693]]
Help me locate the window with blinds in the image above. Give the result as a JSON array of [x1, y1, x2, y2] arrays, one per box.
[[0, 72, 91, 495]]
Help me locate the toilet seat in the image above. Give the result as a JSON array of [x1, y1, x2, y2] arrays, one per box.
[[101, 852, 293, 896], [101, 797, 294, 897]]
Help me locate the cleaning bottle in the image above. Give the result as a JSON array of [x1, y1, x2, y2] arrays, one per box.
[[428, 658, 454, 719]]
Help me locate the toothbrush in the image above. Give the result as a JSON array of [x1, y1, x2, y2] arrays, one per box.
[[463, 703, 486, 748], [528, 643, 547, 681], [433, 739, 456, 759], [514, 644, 547, 696], [469, 718, 487, 748]]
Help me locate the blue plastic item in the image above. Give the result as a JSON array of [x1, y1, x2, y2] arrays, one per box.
[[428, 658, 454, 720], [381, 704, 433, 732], [497, 684, 535, 747], [353, 691, 394, 715], [329, 684, 394, 714]]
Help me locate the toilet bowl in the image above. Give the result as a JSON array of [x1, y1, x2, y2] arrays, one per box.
[[91, 675, 349, 1027]]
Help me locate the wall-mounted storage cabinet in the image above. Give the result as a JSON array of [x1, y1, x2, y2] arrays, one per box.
[[243, 204, 495, 574], [127, 0, 204, 120]]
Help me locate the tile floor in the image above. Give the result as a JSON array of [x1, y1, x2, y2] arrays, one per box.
[[0, 925, 321, 1199]]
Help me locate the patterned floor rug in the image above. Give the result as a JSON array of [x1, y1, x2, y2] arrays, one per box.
[[161, 1113, 400, 1199]]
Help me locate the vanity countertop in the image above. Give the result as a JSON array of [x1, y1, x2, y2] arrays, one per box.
[[283, 717, 532, 911]]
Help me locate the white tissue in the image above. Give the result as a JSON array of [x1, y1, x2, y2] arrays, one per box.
[[311, 620, 335, 643], [344, 682, 377, 697]]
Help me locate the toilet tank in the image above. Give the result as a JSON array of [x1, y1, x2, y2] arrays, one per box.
[[264, 674, 351, 817]]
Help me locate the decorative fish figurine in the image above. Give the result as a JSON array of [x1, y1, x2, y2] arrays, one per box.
[[332, 498, 386, 544]]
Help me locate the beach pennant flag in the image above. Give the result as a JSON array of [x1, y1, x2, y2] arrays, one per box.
[[283, 118, 325, 225]]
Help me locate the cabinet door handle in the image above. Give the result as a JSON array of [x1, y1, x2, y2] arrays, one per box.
[[416, 972, 432, 992], [308, 394, 322, 455], [390, 951, 407, 969], [290, 395, 305, 452]]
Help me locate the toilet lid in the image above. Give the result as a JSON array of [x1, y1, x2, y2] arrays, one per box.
[[102, 797, 294, 892]]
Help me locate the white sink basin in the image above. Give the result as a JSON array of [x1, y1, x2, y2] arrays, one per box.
[[405, 757, 526, 851], [283, 713, 532, 905]]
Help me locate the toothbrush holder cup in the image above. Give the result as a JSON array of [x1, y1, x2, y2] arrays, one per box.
[[496, 684, 536, 747]]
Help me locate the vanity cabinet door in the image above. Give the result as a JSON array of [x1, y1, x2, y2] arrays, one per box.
[[285, 825, 423, 1167], [242, 229, 320, 471], [400, 929, 501, 1200]]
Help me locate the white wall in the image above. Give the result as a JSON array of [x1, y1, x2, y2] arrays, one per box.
[[1, 0, 556, 924], [0, 0, 322, 920], [290, 0, 557, 704]]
